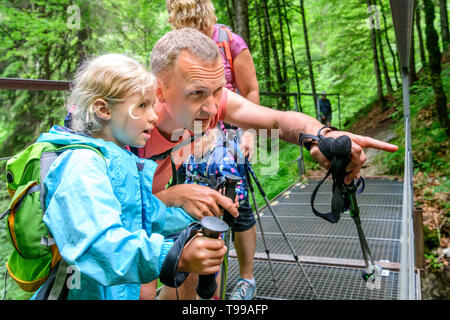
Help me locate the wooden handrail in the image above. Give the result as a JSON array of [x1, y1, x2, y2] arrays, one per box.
[[0, 78, 71, 91]]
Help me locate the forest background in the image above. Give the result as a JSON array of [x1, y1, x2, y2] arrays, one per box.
[[0, 0, 448, 299]]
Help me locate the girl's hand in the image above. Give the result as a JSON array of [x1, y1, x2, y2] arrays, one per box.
[[177, 236, 227, 275]]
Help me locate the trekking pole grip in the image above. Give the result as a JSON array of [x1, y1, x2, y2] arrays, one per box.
[[196, 216, 229, 299], [222, 175, 240, 227]]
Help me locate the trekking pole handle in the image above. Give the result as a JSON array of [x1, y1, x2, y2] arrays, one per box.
[[222, 175, 240, 227], [196, 216, 229, 300]]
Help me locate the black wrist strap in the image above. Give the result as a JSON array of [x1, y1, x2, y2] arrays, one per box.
[[159, 222, 202, 288], [317, 125, 340, 139], [299, 126, 339, 151], [298, 131, 364, 224]]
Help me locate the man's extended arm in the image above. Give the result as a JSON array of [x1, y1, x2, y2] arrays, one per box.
[[223, 89, 398, 183]]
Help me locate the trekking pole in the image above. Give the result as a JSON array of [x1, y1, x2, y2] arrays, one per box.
[[345, 184, 381, 286], [217, 175, 241, 300], [244, 167, 277, 285], [305, 130, 382, 288], [196, 216, 229, 299], [244, 160, 318, 298]]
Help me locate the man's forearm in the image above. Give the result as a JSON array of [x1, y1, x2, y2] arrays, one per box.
[[225, 89, 331, 145], [154, 188, 177, 207], [274, 110, 325, 145]]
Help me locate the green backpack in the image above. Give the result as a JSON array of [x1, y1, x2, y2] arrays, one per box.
[[1, 142, 104, 293]]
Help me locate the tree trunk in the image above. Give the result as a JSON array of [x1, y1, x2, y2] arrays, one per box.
[[273, 0, 289, 108], [299, 0, 318, 117], [233, 0, 250, 49], [367, 0, 384, 105], [282, 0, 301, 94], [438, 0, 450, 49], [409, 13, 418, 85], [273, 0, 287, 83], [423, 0, 450, 136], [224, 0, 235, 30], [261, 0, 285, 105], [255, 0, 272, 92], [376, 27, 393, 94], [415, 3, 427, 69], [379, 0, 400, 88]]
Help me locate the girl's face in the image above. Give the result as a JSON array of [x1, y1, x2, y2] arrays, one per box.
[[108, 89, 159, 148]]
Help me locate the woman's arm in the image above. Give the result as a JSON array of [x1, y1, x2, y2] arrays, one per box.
[[233, 49, 260, 105], [233, 49, 259, 160]]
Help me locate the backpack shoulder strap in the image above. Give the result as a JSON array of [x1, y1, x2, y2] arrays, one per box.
[[55, 144, 105, 160], [39, 144, 106, 213], [216, 26, 234, 72]]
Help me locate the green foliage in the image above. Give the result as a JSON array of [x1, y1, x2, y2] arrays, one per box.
[[424, 253, 445, 271], [250, 139, 318, 208], [378, 60, 450, 177], [0, 0, 448, 299], [0, 0, 170, 156], [424, 225, 441, 253]]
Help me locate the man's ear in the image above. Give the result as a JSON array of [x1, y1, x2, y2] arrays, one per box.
[[156, 78, 167, 104], [92, 98, 112, 121]]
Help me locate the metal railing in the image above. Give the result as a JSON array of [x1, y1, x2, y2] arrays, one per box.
[[389, 0, 418, 300], [0, 77, 70, 91], [399, 69, 416, 300]]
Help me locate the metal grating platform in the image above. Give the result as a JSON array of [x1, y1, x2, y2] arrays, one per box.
[[227, 178, 420, 300], [250, 233, 401, 262], [226, 259, 400, 300]]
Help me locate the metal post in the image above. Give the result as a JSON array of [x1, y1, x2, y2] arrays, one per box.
[[399, 68, 416, 300], [389, 0, 416, 300], [297, 92, 303, 112], [294, 94, 306, 176], [315, 95, 320, 121], [337, 94, 341, 130]]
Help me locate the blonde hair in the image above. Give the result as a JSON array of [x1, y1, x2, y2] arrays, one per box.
[[68, 54, 155, 135], [151, 28, 221, 78], [166, 0, 217, 34]]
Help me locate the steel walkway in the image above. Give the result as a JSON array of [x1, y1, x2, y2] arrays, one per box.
[[226, 178, 421, 300]]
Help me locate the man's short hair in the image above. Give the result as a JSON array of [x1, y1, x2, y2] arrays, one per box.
[[150, 27, 221, 77]]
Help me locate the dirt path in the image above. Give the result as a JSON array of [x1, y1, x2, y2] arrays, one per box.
[[346, 100, 399, 178]]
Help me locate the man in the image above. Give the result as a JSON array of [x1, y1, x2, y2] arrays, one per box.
[[139, 28, 398, 299], [319, 91, 332, 127]]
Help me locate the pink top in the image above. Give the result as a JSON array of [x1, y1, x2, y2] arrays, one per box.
[[212, 25, 249, 92]]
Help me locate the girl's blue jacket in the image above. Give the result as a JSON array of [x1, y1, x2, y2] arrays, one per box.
[[32, 126, 194, 300]]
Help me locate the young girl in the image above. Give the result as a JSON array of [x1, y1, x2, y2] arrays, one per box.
[[31, 54, 228, 300]]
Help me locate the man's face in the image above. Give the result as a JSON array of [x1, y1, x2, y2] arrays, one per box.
[[156, 50, 226, 133]]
